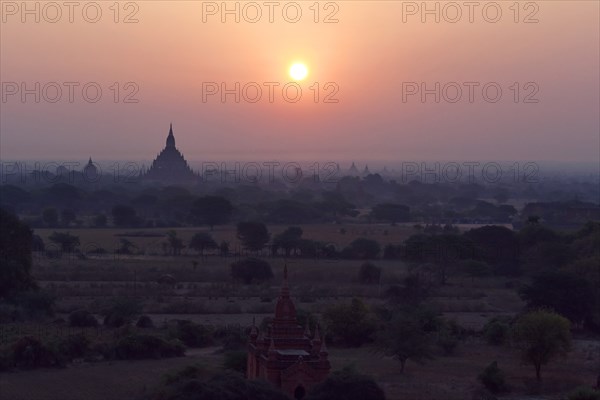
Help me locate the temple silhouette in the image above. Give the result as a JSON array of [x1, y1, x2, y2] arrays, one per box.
[[143, 124, 198, 183], [247, 265, 330, 399]]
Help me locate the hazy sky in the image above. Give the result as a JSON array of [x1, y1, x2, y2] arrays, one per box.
[[1, 1, 599, 163]]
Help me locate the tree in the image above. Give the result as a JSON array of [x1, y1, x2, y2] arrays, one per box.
[[42, 207, 58, 227], [61, 208, 76, 226], [323, 298, 378, 347], [385, 273, 432, 306], [116, 238, 136, 254], [460, 259, 492, 281], [478, 361, 508, 393], [273, 226, 303, 257], [92, 213, 107, 228], [190, 196, 233, 230], [376, 308, 434, 372], [236, 221, 270, 252], [48, 231, 80, 253], [166, 230, 184, 256], [520, 271, 595, 327], [230, 258, 273, 284], [370, 203, 410, 224], [342, 238, 381, 260], [306, 368, 386, 400], [0, 208, 36, 299], [512, 310, 571, 381], [464, 225, 520, 275], [358, 262, 381, 284], [189, 232, 218, 259], [112, 204, 139, 227]]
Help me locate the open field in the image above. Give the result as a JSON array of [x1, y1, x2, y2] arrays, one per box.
[[1, 223, 598, 400]]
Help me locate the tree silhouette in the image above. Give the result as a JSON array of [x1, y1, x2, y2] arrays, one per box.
[[190, 196, 233, 230], [237, 221, 270, 252]]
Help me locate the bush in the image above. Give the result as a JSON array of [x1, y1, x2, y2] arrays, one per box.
[[136, 315, 154, 328], [567, 387, 600, 400], [341, 238, 381, 259], [69, 310, 98, 327], [483, 317, 511, 345], [14, 290, 55, 319], [230, 258, 273, 284], [306, 367, 386, 400], [437, 327, 459, 355], [478, 361, 508, 393], [223, 351, 247, 373], [214, 325, 247, 351], [11, 336, 61, 369], [358, 262, 381, 284], [323, 298, 378, 347], [102, 297, 142, 328], [153, 371, 288, 400], [168, 320, 212, 348], [56, 333, 90, 359], [114, 334, 184, 360]]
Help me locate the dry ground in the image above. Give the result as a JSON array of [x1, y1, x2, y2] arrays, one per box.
[[1, 224, 597, 400]]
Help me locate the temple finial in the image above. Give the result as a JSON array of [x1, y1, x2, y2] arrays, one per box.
[[280, 264, 290, 297], [166, 123, 175, 148], [304, 318, 311, 337]]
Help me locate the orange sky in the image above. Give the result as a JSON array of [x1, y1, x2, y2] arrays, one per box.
[[1, 1, 598, 163]]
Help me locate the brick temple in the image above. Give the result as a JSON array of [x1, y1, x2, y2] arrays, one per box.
[[246, 265, 330, 399]]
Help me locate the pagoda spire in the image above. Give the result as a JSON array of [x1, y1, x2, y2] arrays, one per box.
[[166, 123, 175, 148], [281, 264, 290, 298], [319, 336, 328, 356], [304, 319, 311, 337]]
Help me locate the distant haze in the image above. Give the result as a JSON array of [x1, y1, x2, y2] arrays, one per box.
[[1, 1, 598, 163]]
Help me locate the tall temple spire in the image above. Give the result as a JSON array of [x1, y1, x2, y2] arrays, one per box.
[[166, 123, 175, 148], [273, 263, 295, 322]]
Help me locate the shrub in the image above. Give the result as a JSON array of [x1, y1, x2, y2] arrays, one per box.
[[155, 371, 288, 400], [478, 361, 508, 393], [162, 363, 207, 385], [214, 325, 247, 351], [14, 290, 55, 319], [567, 387, 600, 400], [358, 262, 382, 284], [114, 334, 184, 360], [341, 238, 381, 259], [102, 297, 142, 328], [306, 367, 386, 400], [136, 315, 154, 328], [223, 351, 247, 373], [56, 333, 90, 359], [230, 258, 273, 284], [69, 310, 98, 327], [11, 336, 61, 369], [437, 327, 459, 355], [323, 298, 378, 347], [168, 320, 212, 348], [483, 317, 511, 345]]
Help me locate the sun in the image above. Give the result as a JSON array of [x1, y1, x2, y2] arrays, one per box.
[[289, 63, 308, 81]]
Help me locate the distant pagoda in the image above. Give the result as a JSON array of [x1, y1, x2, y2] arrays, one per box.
[[347, 162, 360, 177], [143, 124, 198, 183]]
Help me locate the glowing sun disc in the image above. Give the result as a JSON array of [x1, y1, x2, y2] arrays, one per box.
[[289, 63, 308, 81]]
